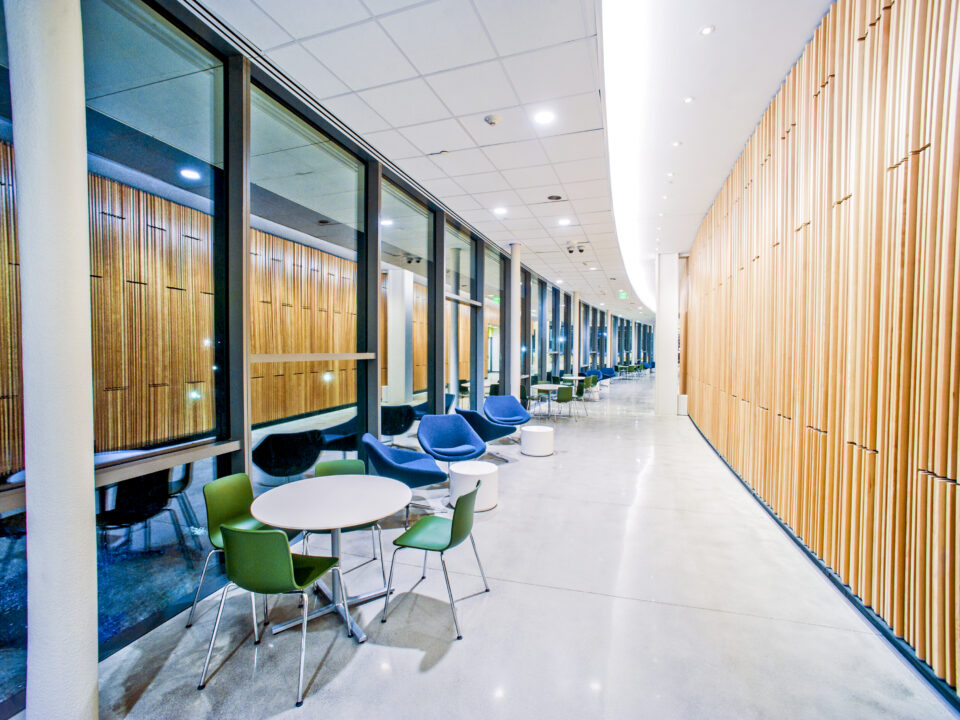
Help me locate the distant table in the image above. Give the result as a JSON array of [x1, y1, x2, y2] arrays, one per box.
[[531, 383, 562, 417], [251, 474, 412, 643]]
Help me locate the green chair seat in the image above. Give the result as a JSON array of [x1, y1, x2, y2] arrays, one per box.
[[393, 515, 453, 552], [292, 553, 338, 588]]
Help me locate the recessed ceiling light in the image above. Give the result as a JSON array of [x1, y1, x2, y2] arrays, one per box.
[[558, 218, 571, 226], [493, 207, 507, 215], [666, 172, 673, 178], [656, 226, 661, 230], [557, 279, 564, 284], [661, 195, 667, 200], [671, 140, 682, 147], [700, 25, 715, 36], [533, 110, 555, 125], [658, 212, 664, 217], [180, 168, 201, 181], [683, 96, 695, 104], [590, 266, 598, 270], [380, 218, 394, 226]]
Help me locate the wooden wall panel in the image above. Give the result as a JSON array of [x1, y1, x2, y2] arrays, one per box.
[[687, 0, 960, 689], [413, 282, 428, 392]]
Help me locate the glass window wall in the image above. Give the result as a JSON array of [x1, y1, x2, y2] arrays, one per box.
[[444, 224, 474, 409], [483, 249, 503, 396]]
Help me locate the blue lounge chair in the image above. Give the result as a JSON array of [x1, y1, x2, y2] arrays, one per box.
[[454, 407, 515, 443], [412, 393, 457, 420], [417, 414, 486, 464], [362, 433, 449, 527], [483, 395, 531, 427]]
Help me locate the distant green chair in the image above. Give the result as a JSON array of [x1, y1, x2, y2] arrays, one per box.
[[197, 526, 346, 707], [554, 384, 575, 418], [310, 459, 385, 583], [381, 483, 489, 640], [186, 472, 297, 628], [574, 378, 588, 416]]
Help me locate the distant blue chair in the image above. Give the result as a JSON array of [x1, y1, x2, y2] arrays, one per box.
[[600, 367, 617, 380], [412, 393, 456, 421], [483, 395, 530, 427], [455, 408, 515, 443], [321, 417, 359, 456], [417, 414, 485, 465]]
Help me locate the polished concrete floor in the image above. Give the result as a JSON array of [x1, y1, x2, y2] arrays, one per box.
[[82, 376, 958, 719]]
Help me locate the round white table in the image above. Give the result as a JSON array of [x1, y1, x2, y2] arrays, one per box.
[[251, 474, 412, 643], [531, 383, 562, 417]]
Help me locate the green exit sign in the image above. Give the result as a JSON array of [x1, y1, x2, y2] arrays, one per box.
[[618, 291, 628, 300]]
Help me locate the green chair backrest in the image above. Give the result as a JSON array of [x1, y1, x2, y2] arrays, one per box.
[[556, 385, 573, 402], [203, 473, 255, 549], [576, 381, 586, 398], [221, 526, 298, 595], [448, 482, 480, 549], [315, 459, 365, 477]]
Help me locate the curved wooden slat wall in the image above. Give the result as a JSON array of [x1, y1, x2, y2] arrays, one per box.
[[687, 0, 960, 688]]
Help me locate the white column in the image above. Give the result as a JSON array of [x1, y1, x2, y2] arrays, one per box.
[[5, 1, 99, 718], [571, 292, 580, 375], [509, 243, 521, 398], [655, 252, 679, 416], [385, 267, 414, 403]]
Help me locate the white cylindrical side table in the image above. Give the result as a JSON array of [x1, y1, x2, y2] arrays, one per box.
[[520, 425, 554, 456], [449, 460, 499, 511]]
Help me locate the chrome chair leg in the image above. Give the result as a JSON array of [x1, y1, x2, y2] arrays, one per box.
[[251, 592, 261, 644], [421, 549, 428, 579], [187, 548, 219, 627], [469, 533, 490, 592], [440, 553, 462, 640], [263, 593, 269, 625], [296, 591, 308, 707], [381, 547, 402, 623], [375, 525, 386, 585], [198, 583, 231, 690]]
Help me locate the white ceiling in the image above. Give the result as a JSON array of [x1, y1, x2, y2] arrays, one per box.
[[601, 0, 834, 312], [194, 0, 834, 324], [196, 0, 644, 318]]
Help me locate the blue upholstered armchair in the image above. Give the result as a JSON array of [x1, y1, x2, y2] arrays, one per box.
[[454, 407, 515, 443], [483, 395, 531, 427], [417, 414, 485, 464], [361, 433, 447, 490], [412, 393, 457, 421]]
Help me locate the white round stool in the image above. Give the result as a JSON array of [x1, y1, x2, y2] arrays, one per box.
[[449, 460, 499, 511], [520, 425, 554, 457]]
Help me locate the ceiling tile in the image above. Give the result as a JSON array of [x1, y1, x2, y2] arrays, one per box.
[[360, 79, 450, 126], [422, 177, 466, 197], [399, 118, 475, 154], [257, 0, 369, 39], [443, 194, 482, 211], [459, 107, 536, 145], [501, 38, 598, 104], [561, 178, 609, 199], [203, 0, 292, 50], [473, 0, 589, 56], [515, 184, 565, 204], [363, 0, 424, 13], [509, 228, 551, 240], [491, 204, 533, 219], [578, 210, 613, 225], [540, 129, 605, 164], [320, 93, 390, 133], [395, 155, 446, 180], [533, 93, 603, 138], [266, 44, 349, 99], [530, 199, 574, 218], [364, 129, 421, 159], [431, 148, 495, 175], [502, 164, 560, 189], [459, 208, 499, 224], [481, 139, 549, 170], [425, 60, 519, 116], [501, 217, 543, 231], [472, 189, 523, 210], [453, 171, 511, 193], [572, 196, 611, 213], [302, 21, 417, 89], [553, 157, 607, 183], [379, 0, 496, 74]]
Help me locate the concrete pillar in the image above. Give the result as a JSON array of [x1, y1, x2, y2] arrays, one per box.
[[571, 292, 580, 375], [609, 313, 618, 366], [5, 0, 99, 717], [385, 267, 414, 404], [509, 243, 521, 398], [655, 252, 679, 416]]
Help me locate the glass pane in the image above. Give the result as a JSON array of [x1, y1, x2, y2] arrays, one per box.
[[530, 279, 539, 382], [544, 285, 554, 376], [445, 300, 472, 409], [483, 249, 502, 396], [381, 180, 431, 409], [248, 85, 365, 477]]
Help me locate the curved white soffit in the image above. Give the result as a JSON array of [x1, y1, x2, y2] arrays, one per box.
[[601, 0, 657, 314]]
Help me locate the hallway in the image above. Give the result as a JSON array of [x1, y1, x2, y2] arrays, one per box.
[[91, 377, 956, 719]]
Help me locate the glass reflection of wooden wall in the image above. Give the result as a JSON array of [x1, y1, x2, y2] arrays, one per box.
[[0, 141, 216, 475], [378, 276, 428, 395]]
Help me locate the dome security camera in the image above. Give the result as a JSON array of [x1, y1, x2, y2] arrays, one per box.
[[578, 245, 584, 253], [567, 246, 574, 254]]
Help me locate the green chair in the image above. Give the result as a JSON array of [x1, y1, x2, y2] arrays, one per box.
[[186, 472, 296, 628], [197, 526, 346, 707], [381, 483, 489, 640], [574, 377, 588, 416], [554, 384, 575, 419], [308, 459, 385, 583]]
